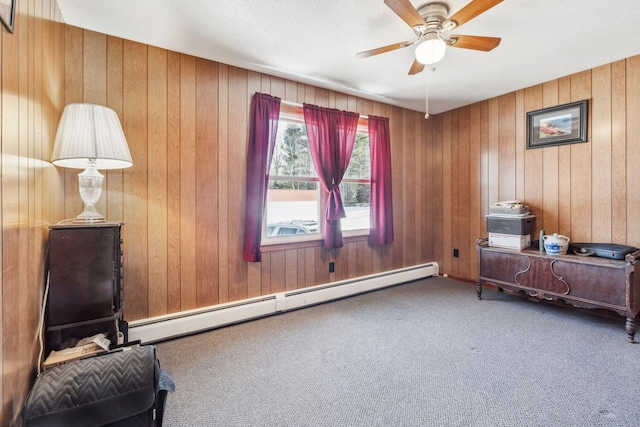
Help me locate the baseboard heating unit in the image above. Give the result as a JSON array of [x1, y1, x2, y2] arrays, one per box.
[[128, 262, 439, 344]]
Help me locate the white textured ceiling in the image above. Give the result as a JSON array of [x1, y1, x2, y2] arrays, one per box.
[[57, 0, 640, 115]]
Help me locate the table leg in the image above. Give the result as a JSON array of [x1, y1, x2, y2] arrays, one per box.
[[625, 316, 637, 343]]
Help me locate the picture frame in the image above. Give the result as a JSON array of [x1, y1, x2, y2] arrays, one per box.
[[526, 100, 588, 149], [0, 0, 15, 34]]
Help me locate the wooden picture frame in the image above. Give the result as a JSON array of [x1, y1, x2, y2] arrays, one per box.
[[0, 0, 15, 33], [526, 100, 588, 149]]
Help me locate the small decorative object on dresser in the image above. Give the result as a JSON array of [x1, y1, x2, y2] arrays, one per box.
[[477, 238, 640, 342], [542, 233, 570, 255]]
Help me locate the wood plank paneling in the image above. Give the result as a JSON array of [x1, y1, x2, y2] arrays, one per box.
[[296, 248, 306, 288], [260, 252, 272, 295], [430, 114, 443, 268], [414, 109, 424, 264], [479, 101, 489, 224], [514, 92, 525, 203], [389, 106, 404, 271], [179, 54, 197, 311], [216, 63, 229, 303], [304, 247, 316, 287], [285, 249, 298, 291], [270, 251, 286, 294], [468, 103, 481, 277], [228, 67, 248, 301], [1, 1, 64, 424], [497, 94, 516, 201], [569, 71, 593, 243], [122, 40, 149, 320], [83, 31, 106, 103], [450, 110, 459, 275], [627, 56, 640, 245], [421, 114, 433, 263], [457, 107, 470, 278], [147, 46, 168, 317], [166, 50, 182, 312], [196, 58, 219, 306], [403, 111, 417, 267], [611, 60, 627, 244], [441, 112, 452, 273], [2, 4, 23, 421], [591, 64, 612, 244]]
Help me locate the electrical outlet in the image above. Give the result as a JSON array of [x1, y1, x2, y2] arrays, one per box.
[[329, 261, 335, 273], [453, 248, 459, 258]]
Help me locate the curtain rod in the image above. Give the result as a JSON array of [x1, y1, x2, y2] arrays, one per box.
[[280, 99, 368, 120]]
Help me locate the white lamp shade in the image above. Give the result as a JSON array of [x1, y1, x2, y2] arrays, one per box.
[[415, 36, 447, 65], [52, 103, 133, 170]]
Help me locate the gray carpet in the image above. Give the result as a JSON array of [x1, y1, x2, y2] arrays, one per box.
[[156, 277, 640, 426]]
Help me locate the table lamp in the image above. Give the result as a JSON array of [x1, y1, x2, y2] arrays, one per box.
[[52, 103, 133, 223]]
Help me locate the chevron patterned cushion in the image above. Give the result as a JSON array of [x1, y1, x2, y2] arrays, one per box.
[[24, 345, 160, 427]]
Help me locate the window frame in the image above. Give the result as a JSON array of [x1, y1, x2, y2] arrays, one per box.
[[262, 103, 371, 246]]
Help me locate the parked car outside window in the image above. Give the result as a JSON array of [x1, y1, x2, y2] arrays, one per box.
[[267, 220, 318, 237]]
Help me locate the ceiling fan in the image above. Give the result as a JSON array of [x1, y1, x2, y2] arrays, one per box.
[[356, 0, 503, 75]]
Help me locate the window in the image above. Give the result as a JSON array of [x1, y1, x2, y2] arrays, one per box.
[[340, 133, 371, 231], [264, 105, 370, 241]]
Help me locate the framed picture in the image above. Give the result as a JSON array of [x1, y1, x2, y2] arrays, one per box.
[[0, 0, 15, 33], [526, 100, 588, 149]]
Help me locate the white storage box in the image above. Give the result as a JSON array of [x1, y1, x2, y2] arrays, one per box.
[[488, 233, 531, 250]]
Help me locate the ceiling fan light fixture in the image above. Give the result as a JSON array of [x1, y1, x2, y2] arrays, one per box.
[[415, 35, 446, 65]]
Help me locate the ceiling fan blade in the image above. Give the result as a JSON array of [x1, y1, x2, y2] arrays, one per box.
[[449, 35, 501, 51], [356, 41, 415, 59], [408, 59, 425, 75], [384, 0, 425, 28], [445, 0, 503, 29]]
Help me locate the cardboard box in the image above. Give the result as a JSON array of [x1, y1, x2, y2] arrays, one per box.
[[488, 233, 531, 250]]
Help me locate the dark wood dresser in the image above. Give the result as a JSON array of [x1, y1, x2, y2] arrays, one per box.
[[477, 238, 640, 342], [46, 222, 124, 353]]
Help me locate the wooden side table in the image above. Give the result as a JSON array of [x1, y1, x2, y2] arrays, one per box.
[[46, 222, 125, 353]]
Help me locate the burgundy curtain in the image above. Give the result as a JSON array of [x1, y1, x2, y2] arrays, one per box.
[[303, 104, 359, 249], [243, 93, 281, 262], [368, 115, 394, 245]]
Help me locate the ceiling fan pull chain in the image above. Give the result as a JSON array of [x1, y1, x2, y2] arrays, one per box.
[[424, 76, 430, 119]]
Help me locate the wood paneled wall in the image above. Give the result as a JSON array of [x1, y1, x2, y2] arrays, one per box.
[[4, 3, 640, 424], [67, 25, 640, 317], [433, 57, 640, 281], [63, 27, 435, 322], [0, 0, 64, 425]]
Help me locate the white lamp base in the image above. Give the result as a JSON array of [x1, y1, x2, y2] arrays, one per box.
[[75, 161, 106, 223], [74, 205, 105, 223]]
